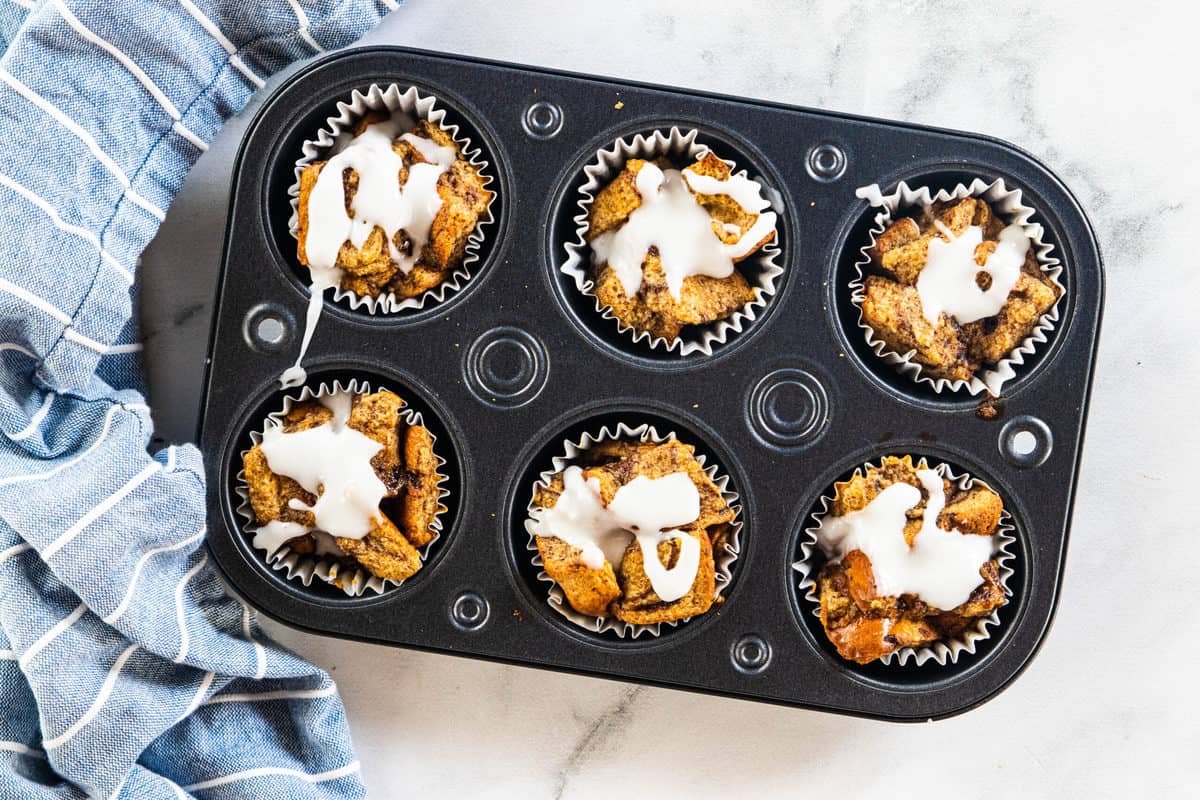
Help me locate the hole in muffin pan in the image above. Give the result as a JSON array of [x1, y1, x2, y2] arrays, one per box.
[[242, 303, 295, 353], [786, 449, 1031, 690], [220, 364, 463, 604], [546, 121, 792, 369], [999, 416, 1053, 468], [829, 167, 1072, 410], [503, 406, 748, 648], [261, 79, 508, 324]]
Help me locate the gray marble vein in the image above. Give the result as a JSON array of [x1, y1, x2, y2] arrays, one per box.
[[552, 686, 643, 800]]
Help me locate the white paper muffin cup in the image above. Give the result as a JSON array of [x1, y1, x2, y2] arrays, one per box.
[[792, 458, 1016, 666], [288, 83, 496, 314], [235, 378, 449, 597], [851, 178, 1064, 396], [524, 422, 741, 638], [561, 127, 784, 356]]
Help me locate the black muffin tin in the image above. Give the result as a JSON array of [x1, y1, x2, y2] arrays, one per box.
[[200, 46, 1103, 721]]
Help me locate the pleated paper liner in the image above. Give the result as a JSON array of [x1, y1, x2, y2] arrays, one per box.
[[792, 457, 1016, 666], [524, 421, 741, 638], [288, 83, 496, 314], [851, 178, 1064, 396], [561, 126, 783, 356], [234, 378, 449, 597]]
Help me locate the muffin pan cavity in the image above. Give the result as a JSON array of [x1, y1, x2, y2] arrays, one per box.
[[787, 448, 1030, 690], [201, 48, 1102, 720], [262, 77, 507, 323], [504, 407, 746, 647], [831, 168, 1071, 408], [219, 363, 463, 603], [549, 122, 791, 366]]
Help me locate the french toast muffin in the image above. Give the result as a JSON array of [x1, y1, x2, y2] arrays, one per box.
[[527, 435, 738, 629], [807, 456, 1009, 665], [573, 130, 781, 351], [241, 387, 443, 589], [296, 112, 492, 303], [859, 196, 1060, 386]]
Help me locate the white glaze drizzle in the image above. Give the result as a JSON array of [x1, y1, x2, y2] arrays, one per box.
[[252, 519, 309, 557], [399, 132, 457, 167], [279, 265, 338, 389], [256, 391, 387, 542], [608, 472, 702, 602], [283, 115, 455, 388], [917, 221, 1029, 325], [530, 467, 632, 570], [303, 116, 450, 275], [814, 469, 995, 610], [530, 466, 704, 603], [589, 161, 777, 301], [681, 168, 772, 213]]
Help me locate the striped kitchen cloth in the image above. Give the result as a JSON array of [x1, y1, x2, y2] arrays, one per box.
[[0, 2, 400, 798]]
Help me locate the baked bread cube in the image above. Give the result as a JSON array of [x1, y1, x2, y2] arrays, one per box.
[[614, 526, 715, 624], [963, 258, 1060, 365], [860, 275, 977, 382], [335, 512, 423, 583], [536, 535, 622, 619]]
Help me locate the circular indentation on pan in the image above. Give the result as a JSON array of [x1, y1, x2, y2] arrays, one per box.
[[829, 167, 1070, 409], [504, 405, 747, 647], [731, 634, 772, 674], [747, 367, 829, 448], [999, 415, 1052, 467], [463, 326, 549, 408], [242, 303, 295, 353], [262, 80, 507, 325], [522, 100, 564, 140], [786, 449, 1029, 689], [547, 122, 791, 369], [805, 142, 847, 183], [221, 363, 463, 603], [450, 591, 490, 630]]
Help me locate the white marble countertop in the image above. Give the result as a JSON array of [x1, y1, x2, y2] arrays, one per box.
[[140, 0, 1195, 796]]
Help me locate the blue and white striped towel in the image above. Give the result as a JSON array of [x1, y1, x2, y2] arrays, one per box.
[[0, 2, 398, 798]]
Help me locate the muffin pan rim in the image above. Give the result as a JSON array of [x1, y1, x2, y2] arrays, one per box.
[[200, 45, 1103, 721]]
